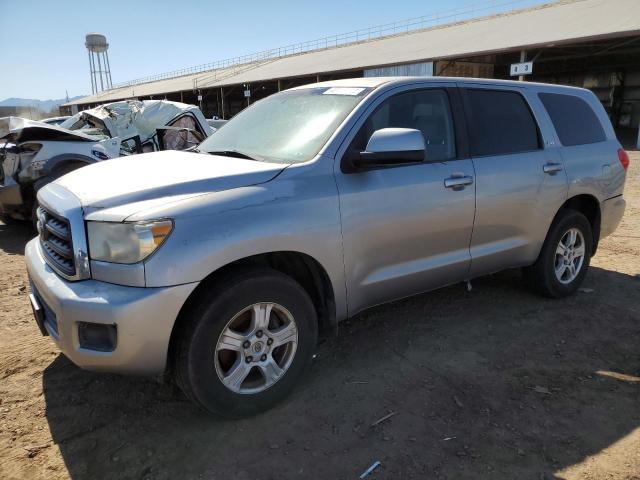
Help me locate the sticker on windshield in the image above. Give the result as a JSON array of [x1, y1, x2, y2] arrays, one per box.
[[323, 87, 366, 96]]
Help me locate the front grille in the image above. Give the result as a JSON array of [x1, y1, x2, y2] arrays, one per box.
[[37, 206, 76, 277]]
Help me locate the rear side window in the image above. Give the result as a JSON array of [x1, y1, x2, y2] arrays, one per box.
[[538, 92, 606, 146], [463, 89, 540, 156]]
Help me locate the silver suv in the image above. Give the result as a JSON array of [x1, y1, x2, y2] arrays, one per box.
[[25, 77, 628, 417]]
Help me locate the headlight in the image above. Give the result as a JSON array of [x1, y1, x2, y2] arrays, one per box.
[[87, 220, 173, 264]]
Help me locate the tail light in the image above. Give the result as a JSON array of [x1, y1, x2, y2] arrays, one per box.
[[618, 148, 629, 171]]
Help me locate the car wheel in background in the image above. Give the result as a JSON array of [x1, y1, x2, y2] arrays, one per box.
[[0, 213, 19, 225], [31, 161, 87, 230]]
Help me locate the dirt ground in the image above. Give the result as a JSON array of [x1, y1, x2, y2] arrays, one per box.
[[0, 153, 639, 480]]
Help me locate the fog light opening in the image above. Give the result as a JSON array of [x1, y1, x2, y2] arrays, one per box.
[[77, 322, 117, 352]]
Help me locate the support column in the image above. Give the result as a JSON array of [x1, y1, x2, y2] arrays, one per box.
[[518, 50, 526, 82], [88, 51, 96, 94], [96, 52, 104, 91], [104, 51, 113, 88], [221, 87, 225, 119]]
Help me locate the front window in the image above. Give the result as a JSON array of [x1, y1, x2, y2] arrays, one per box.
[[199, 87, 371, 164], [350, 89, 456, 162]]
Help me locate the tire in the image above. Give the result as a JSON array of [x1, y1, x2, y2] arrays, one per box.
[[524, 209, 593, 298], [174, 267, 318, 418]]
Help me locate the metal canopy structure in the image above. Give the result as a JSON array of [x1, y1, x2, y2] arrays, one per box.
[[64, 0, 640, 108]]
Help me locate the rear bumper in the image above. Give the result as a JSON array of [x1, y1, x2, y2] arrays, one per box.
[[600, 195, 626, 239], [25, 238, 198, 375]]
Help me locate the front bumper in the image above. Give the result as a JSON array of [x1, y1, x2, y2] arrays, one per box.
[[25, 238, 198, 375]]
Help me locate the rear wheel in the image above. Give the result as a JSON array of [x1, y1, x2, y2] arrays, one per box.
[[524, 209, 592, 298], [174, 268, 318, 418]]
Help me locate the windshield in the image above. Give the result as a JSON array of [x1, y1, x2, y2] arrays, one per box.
[[59, 113, 82, 129], [199, 86, 370, 163], [59, 112, 110, 138]]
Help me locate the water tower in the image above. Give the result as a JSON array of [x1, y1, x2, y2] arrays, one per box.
[[85, 33, 113, 94]]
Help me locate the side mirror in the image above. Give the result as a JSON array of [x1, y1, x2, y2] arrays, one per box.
[[352, 128, 425, 170]]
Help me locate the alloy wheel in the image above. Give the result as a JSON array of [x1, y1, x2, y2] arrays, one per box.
[[214, 302, 298, 394], [554, 227, 586, 284]]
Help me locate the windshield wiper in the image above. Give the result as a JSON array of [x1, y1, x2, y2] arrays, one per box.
[[206, 149, 258, 160]]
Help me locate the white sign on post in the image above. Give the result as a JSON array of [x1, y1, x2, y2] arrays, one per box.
[[197, 94, 203, 101], [510, 61, 533, 76], [244, 90, 251, 98]]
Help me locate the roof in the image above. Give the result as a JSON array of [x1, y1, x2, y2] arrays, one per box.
[[296, 76, 591, 92], [65, 0, 640, 107], [291, 77, 396, 89]]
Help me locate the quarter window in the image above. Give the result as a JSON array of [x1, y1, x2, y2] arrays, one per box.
[[351, 89, 456, 162], [464, 89, 540, 156], [538, 92, 606, 146]]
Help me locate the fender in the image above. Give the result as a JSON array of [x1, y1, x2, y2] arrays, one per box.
[[42, 153, 96, 175]]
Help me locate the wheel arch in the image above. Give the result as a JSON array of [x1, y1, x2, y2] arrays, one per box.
[[166, 250, 336, 373], [555, 194, 601, 255], [43, 153, 95, 176]]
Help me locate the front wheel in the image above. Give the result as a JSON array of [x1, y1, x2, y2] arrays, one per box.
[[524, 209, 593, 298], [174, 268, 318, 418]]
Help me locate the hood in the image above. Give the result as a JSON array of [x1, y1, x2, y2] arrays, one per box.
[[0, 116, 96, 143], [54, 150, 288, 215]]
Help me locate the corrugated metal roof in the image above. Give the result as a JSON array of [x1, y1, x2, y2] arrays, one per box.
[[65, 0, 640, 106]]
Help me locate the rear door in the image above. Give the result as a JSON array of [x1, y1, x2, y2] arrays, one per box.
[[460, 85, 568, 277], [335, 84, 476, 315]]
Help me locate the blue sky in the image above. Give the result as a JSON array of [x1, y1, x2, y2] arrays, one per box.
[[1, 0, 542, 100]]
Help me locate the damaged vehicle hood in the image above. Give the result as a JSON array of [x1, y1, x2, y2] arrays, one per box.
[[1, 100, 212, 146], [64, 99, 212, 143], [52, 150, 289, 220], [0, 116, 97, 143]]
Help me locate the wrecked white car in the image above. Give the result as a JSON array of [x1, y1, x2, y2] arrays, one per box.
[[0, 100, 211, 224]]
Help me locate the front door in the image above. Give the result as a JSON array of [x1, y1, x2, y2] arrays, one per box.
[[335, 86, 476, 316]]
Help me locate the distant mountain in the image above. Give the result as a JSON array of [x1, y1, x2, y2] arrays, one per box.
[[0, 96, 84, 112]]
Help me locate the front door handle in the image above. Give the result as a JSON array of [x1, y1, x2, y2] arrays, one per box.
[[543, 162, 563, 174], [444, 175, 474, 189]]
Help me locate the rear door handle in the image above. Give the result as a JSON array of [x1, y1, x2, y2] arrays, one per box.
[[543, 163, 563, 174], [444, 175, 474, 189]]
